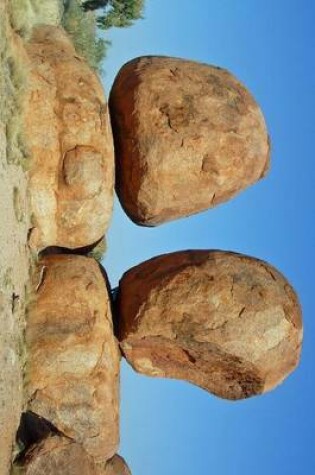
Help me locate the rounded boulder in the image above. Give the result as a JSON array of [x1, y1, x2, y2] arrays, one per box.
[[26, 255, 120, 461], [117, 250, 302, 400], [110, 56, 270, 226]]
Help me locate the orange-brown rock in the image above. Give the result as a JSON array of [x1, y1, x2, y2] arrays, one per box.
[[25, 26, 114, 250], [26, 255, 120, 461], [102, 455, 131, 475], [17, 436, 97, 474], [110, 56, 270, 226], [18, 439, 131, 475], [117, 251, 302, 400]]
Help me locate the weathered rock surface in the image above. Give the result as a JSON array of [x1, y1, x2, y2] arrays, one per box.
[[26, 255, 120, 461], [110, 56, 270, 226], [117, 250, 302, 400], [18, 439, 131, 475], [25, 26, 114, 250], [102, 455, 132, 475], [17, 436, 97, 474]]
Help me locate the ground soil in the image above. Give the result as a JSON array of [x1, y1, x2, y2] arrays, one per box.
[[0, 3, 31, 473]]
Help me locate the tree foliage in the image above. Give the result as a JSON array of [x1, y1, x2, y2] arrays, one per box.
[[82, 0, 145, 30], [82, 0, 110, 10]]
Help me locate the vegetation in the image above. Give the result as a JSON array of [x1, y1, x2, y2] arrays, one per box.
[[88, 236, 107, 261], [0, 3, 30, 169], [62, 0, 111, 72], [9, 0, 62, 38], [13, 187, 25, 223], [82, 0, 145, 29], [62, 0, 144, 71]]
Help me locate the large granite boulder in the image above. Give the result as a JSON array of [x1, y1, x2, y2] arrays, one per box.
[[25, 26, 114, 251], [16, 436, 97, 474], [117, 251, 302, 400], [110, 56, 270, 226], [26, 255, 120, 461]]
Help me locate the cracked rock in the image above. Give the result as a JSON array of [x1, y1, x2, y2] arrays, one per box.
[[25, 26, 114, 251], [117, 250, 302, 400], [109, 56, 270, 226], [26, 255, 120, 461]]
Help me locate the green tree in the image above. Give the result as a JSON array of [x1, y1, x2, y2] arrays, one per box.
[[83, 0, 145, 29], [82, 0, 110, 11]]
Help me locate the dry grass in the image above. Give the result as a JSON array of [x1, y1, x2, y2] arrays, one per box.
[[0, 0, 31, 169], [9, 0, 63, 38], [88, 236, 107, 261], [3, 51, 30, 169]]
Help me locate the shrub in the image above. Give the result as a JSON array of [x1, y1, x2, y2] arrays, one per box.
[[62, 0, 110, 72]]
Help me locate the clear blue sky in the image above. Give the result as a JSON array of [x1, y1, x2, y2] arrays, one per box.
[[101, 1, 315, 473]]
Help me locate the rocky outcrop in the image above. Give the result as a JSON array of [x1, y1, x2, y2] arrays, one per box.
[[103, 454, 132, 475], [110, 56, 270, 226], [17, 436, 97, 474], [117, 250, 302, 400], [25, 26, 114, 251], [17, 437, 131, 475], [26, 255, 120, 461]]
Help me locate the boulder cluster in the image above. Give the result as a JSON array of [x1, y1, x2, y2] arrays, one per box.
[[16, 24, 302, 474]]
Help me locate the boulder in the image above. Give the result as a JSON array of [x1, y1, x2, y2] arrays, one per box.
[[117, 250, 302, 400], [26, 255, 120, 461], [109, 56, 270, 226], [17, 436, 97, 474], [25, 26, 114, 251], [18, 440, 131, 475]]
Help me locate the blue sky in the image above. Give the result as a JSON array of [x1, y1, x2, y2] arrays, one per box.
[[101, 1, 315, 473]]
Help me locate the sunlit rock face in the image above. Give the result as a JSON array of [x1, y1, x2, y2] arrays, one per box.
[[109, 56, 270, 226], [117, 250, 302, 400], [26, 255, 120, 461], [25, 26, 114, 251]]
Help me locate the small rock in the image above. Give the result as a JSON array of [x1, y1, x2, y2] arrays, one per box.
[[117, 250, 302, 400], [110, 56, 270, 226], [26, 255, 120, 461]]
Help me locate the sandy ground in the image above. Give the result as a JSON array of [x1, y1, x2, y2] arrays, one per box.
[[0, 125, 30, 475], [0, 4, 30, 474]]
